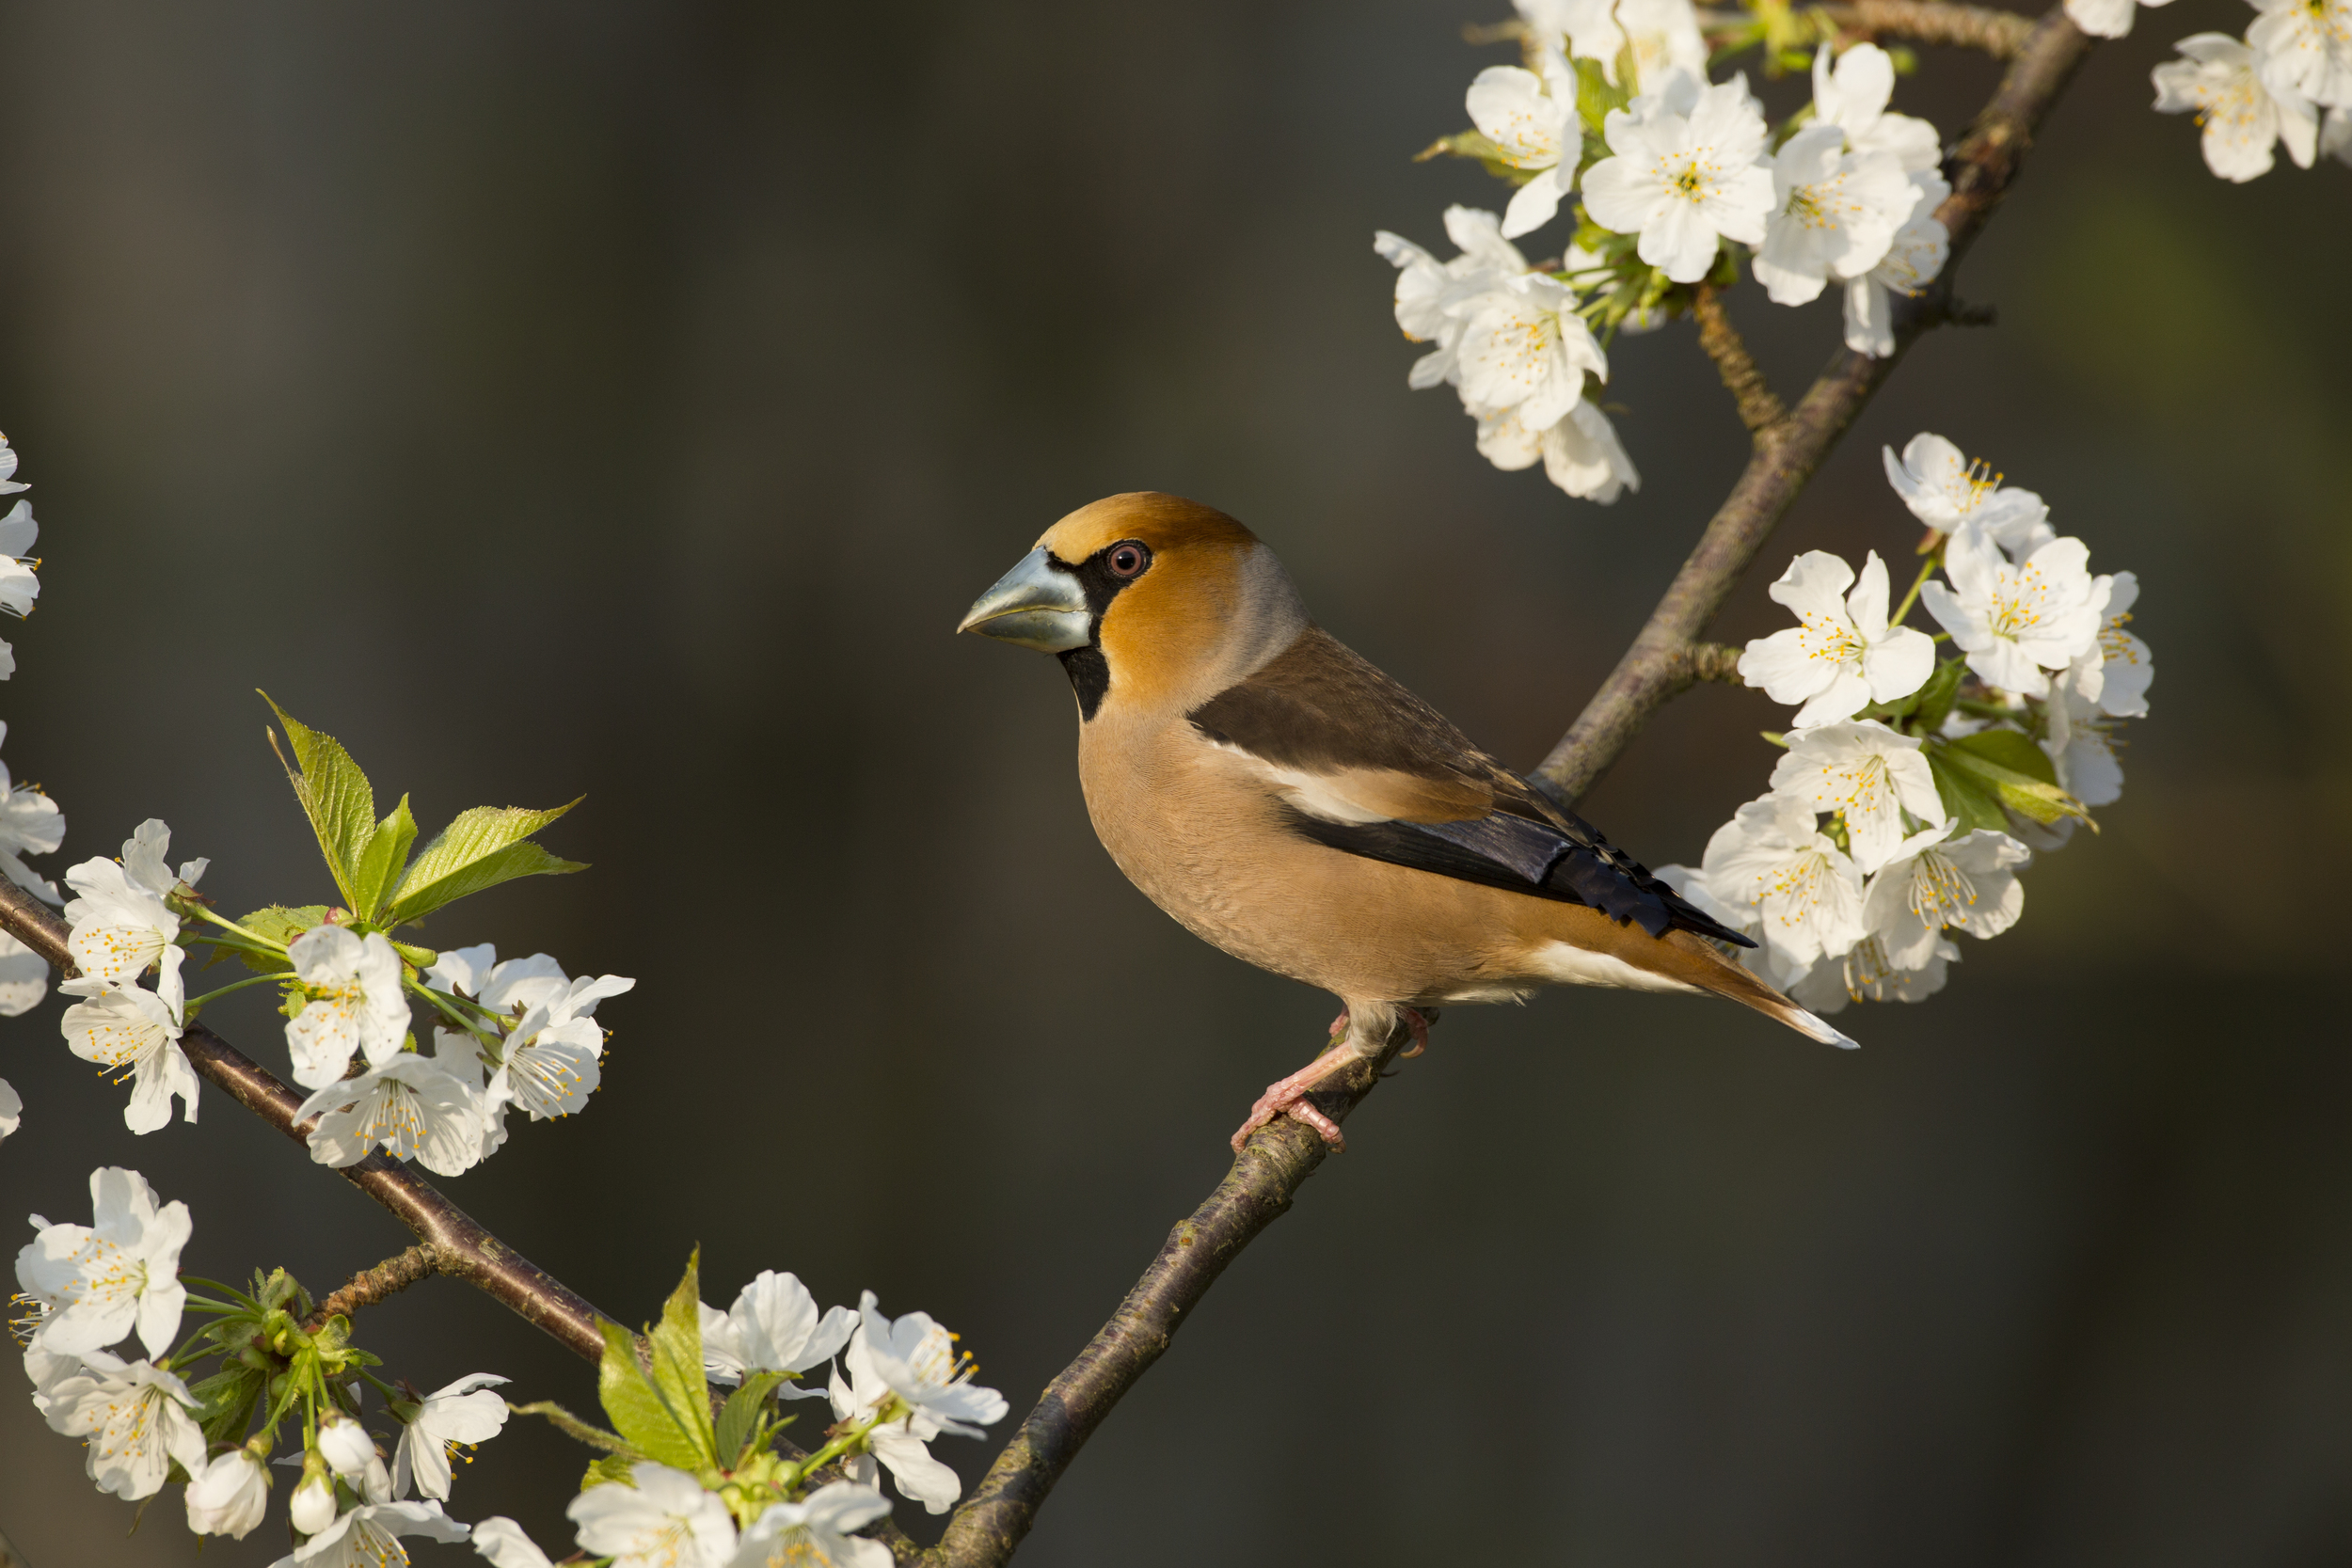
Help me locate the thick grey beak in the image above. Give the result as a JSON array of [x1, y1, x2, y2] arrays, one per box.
[[957, 546, 1091, 652]]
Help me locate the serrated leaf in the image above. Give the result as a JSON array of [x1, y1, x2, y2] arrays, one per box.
[[385, 801, 585, 926], [582, 1452, 639, 1491], [259, 693, 378, 909], [713, 1371, 787, 1468], [349, 795, 418, 923], [647, 1251, 717, 1468], [234, 905, 326, 974], [511, 1399, 648, 1460], [1929, 752, 2009, 835], [596, 1321, 706, 1471], [1931, 737, 2090, 829], [1948, 727, 2058, 785]]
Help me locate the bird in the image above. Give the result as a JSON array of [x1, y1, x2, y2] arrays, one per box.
[[957, 492, 1852, 1151]]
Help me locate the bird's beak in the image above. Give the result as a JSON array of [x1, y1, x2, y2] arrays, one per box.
[[957, 546, 1092, 652]]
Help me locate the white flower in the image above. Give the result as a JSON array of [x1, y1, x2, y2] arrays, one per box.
[[1581, 78, 1776, 284], [289, 1464, 340, 1535], [850, 1291, 1009, 1437], [1844, 169, 1950, 357], [1753, 125, 1920, 307], [14, 1166, 191, 1357], [829, 1335, 962, 1514], [1881, 432, 2053, 556], [2248, 0, 2352, 109], [486, 1004, 606, 1123], [1812, 43, 1942, 170], [701, 1271, 857, 1394], [730, 1482, 895, 1568], [2327, 103, 2352, 158], [1920, 531, 2107, 698], [0, 721, 66, 905], [1472, 397, 1642, 503], [40, 1349, 204, 1499], [1697, 795, 1867, 984], [0, 1075, 19, 1142], [0, 432, 26, 496], [393, 1371, 509, 1499], [2153, 33, 2320, 179], [2043, 682, 2125, 808], [0, 499, 37, 679], [470, 1516, 555, 1568], [2075, 569, 2153, 718], [63, 820, 203, 1005], [318, 1407, 390, 1501], [568, 1461, 737, 1568], [0, 929, 47, 1016], [279, 1499, 470, 1565], [58, 978, 199, 1133], [1516, 0, 1708, 87], [285, 926, 412, 1090], [1467, 47, 1582, 236], [294, 1053, 488, 1178], [185, 1445, 272, 1539], [1739, 550, 1936, 726], [1454, 274, 1610, 431], [425, 944, 633, 1025], [1861, 823, 2030, 969], [2065, 0, 2179, 40], [1374, 207, 1531, 392], [1768, 720, 1948, 874], [1790, 933, 1958, 1012]]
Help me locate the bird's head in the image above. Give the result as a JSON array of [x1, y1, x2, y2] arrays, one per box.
[[958, 492, 1307, 721]]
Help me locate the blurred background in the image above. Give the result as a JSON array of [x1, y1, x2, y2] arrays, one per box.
[[1, 1, 2347, 1562]]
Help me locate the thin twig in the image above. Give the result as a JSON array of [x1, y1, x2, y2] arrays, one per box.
[[302, 1243, 447, 1334], [0, 879, 613, 1363], [1692, 285, 1788, 437], [1532, 5, 2092, 806]]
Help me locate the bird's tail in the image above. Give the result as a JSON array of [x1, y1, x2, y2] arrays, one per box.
[[1663, 929, 1857, 1049]]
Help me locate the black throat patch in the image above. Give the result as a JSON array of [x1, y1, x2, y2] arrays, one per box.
[[1053, 544, 1146, 721]]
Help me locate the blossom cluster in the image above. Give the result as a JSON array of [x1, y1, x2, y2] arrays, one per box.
[[0, 432, 55, 1139], [1657, 432, 2153, 1015], [1379, 3, 1953, 498], [13, 1171, 1003, 1562], [2137, 0, 2352, 182]]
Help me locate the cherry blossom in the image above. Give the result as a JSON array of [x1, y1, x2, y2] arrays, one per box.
[[1882, 433, 2054, 556], [278, 1499, 469, 1566], [1754, 125, 1920, 307], [1768, 720, 1948, 874], [39, 1349, 204, 1500], [731, 1483, 896, 1568], [1473, 397, 1642, 502], [185, 1445, 272, 1539], [1845, 170, 1950, 357], [469, 1516, 555, 1568], [1740, 551, 1935, 727], [393, 1371, 509, 1499], [2248, 0, 2352, 111], [1581, 77, 1776, 284], [1696, 795, 1867, 989], [14, 1166, 190, 1358], [1466, 46, 1582, 236], [568, 1462, 737, 1568], [1812, 44, 1941, 170], [0, 722, 66, 904], [701, 1270, 856, 1396], [1919, 531, 2107, 697], [0, 499, 38, 679], [2153, 34, 2320, 180], [284, 926, 412, 1090], [0, 929, 45, 1017], [2065, 0, 2179, 39], [58, 978, 199, 1133], [0, 1076, 19, 1142], [294, 1053, 488, 1177], [1374, 207, 1531, 392], [1861, 823, 2030, 970]]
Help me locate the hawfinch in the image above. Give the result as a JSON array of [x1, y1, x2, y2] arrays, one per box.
[[960, 493, 1851, 1149]]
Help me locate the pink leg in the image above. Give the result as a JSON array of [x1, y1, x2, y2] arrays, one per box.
[[1395, 1006, 1438, 1060], [1231, 1038, 1359, 1153]]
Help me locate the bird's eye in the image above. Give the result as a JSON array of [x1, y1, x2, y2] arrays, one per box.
[[1106, 541, 1152, 578]]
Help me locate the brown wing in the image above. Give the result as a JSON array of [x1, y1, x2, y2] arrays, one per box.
[[1186, 626, 1753, 946]]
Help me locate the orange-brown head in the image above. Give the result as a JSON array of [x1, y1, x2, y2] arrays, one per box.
[[958, 492, 1307, 721]]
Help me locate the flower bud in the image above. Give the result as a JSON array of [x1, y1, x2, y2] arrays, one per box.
[[183, 1444, 271, 1539], [288, 1458, 337, 1535]]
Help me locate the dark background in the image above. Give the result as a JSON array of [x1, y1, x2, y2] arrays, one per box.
[[2, 2, 2347, 1563]]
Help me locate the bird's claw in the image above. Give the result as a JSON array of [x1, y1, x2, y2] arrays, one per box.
[[1396, 1006, 1438, 1059], [1230, 1085, 1346, 1153]]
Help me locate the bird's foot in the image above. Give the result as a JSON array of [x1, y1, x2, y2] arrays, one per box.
[[1231, 1041, 1359, 1154], [1396, 1006, 1438, 1059]]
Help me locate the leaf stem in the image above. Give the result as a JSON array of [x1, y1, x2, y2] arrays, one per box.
[[184, 972, 291, 1015], [189, 906, 287, 952], [1889, 550, 1940, 627]]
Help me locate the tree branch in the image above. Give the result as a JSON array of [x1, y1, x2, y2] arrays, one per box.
[[302, 1242, 447, 1334], [922, 10, 2096, 1564], [1692, 285, 1788, 436], [1815, 0, 2038, 56], [1533, 5, 2091, 805], [0, 878, 614, 1363]]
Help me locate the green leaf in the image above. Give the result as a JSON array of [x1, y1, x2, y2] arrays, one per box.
[[1573, 55, 1631, 134], [1931, 736, 2091, 829], [1928, 752, 2009, 835], [646, 1250, 717, 1468], [1411, 128, 1534, 183], [259, 693, 378, 910], [596, 1320, 707, 1471], [348, 795, 418, 924], [511, 1399, 648, 1460], [1908, 658, 1966, 736], [385, 801, 585, 926], [232, 905, 327, 973], [1948, 727, 2058, 785], [713, 1371, 787, 1468], [582, 1452, 639, 1491]]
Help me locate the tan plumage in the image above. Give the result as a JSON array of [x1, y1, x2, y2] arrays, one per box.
[[960, 492, 1851, 1147]]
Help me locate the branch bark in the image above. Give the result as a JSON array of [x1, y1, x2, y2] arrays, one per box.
[[0, 878, 614, 1363], [1815, 0, 2038, 55]]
